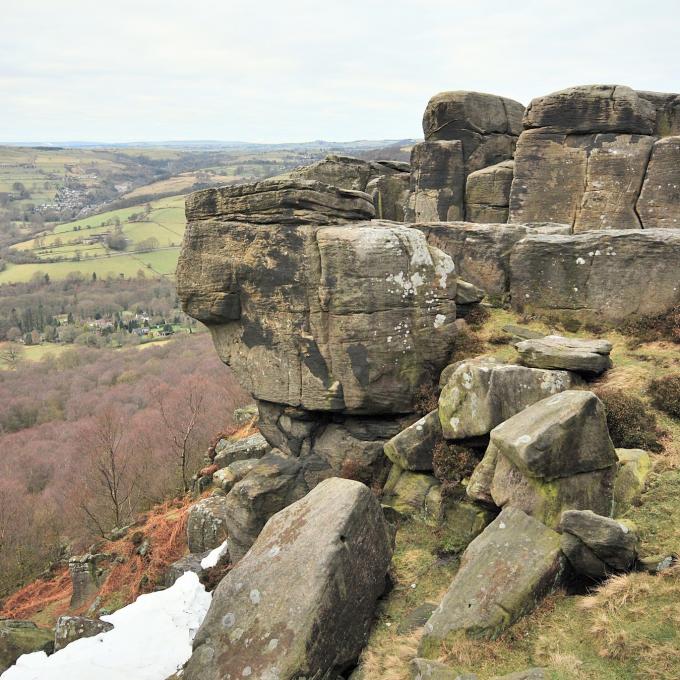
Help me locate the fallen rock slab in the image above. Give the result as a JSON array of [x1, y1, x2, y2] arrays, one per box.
[[560, 509, 639, 578], [515, 335, 612, 375], [213, 432, 271, 469], [384, 410, 441, 471], [184, 478, 394, 680], [421, 507, 564, 647]]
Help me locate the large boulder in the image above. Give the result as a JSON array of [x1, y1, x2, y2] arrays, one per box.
[[405, 140, 465, 222], [422, 91, 524, 173], [523, 85, 656, 134], [420, 507, 564, 648], [465, 160, 514, 223], [222, 452, 308, 562], [183, 478, 394, 680], [490, 391, 616, 481], [187, 496, 230, 554], [509, 129, 655, 231], [560, 509, 639, 578], [0, 621, 54, 674], [366, 172, 410, 221], [514, 335, 613, 376], [439, 358, 582, 439], [54, 616, 113, 651], [178, 180, 458, 414], [68, 553, 110, 609], [509, 230, 680, 322], [637, 136, 680, 228], [637, 90, 680, 136]]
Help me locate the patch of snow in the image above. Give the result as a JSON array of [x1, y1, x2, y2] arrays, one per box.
[[2, 572, 211, 680], [201, 539, 229, 569]]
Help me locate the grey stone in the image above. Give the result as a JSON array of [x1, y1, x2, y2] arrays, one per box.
[[466, 160, 514, 223], [54, 616, 113, 651], [638, 136, 680, 229], [213, 433, 271, 469], [501, 324, 545, 341], [367, 172, 410, 221], [398, 603, 438, 635], [490, 391, 616, 481], [411, 657, 467, 679], [222, 452, 308, 562], [509, 230, 680, 322], [636, 90, 680, 136], [164, 552, 208, 587], [523, 85, 655, 134], [421, 507, 564, 646], [382, 465, 440, 517], [560, 509, 639, 573], [406, 140, 465, 222], [68, 553, 110, 609], [185, 178, 375, 225], [509, 129, 655, 231], [384, 410, 441, 471], [187, 496, 230, 554], [515, 335, 612, 376], [439, 358, 581, 439], [184, 478, 394, 680], [614, 448, 651, 515]]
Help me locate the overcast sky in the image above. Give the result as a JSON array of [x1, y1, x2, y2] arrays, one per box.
[[2, 0, 679, 143]]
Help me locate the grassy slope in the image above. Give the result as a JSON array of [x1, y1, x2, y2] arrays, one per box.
[[360, 308, 680, 680]]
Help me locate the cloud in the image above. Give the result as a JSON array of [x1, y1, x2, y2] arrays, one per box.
[[1, 0, 679, 142]]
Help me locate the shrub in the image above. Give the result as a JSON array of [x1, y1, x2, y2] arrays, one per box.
[[621, 305, 680, 345], [593, 387, 663, 452], [432, 440, 478, 486], [648, 374, 680, 419], [448, 326, 485, 363], [413, 382, 439, 416], [464, 304, 490, 329]]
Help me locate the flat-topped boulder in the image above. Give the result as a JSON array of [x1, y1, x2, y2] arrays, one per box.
[[523, 85, 656, 134], [185, 178, 375, 225], [515, 335, 613, 375], [439, 358, 581, 439], [509, 229, 680, 321], [560, 509, 639, 578], [184, 478, 394, 680], [54, 616, 113, 651], [213, 432, 271, 468], [420, 507, 564, 647]]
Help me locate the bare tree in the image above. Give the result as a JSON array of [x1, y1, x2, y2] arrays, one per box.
[[78, 407, 137, 535], [0, 343, 24, 370], [153, 382, 205, 493]]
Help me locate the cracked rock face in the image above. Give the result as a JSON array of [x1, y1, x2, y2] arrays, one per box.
[[183, 478, 394, 680], [177, 180, 458, 415], [509, 229, 680, 321]]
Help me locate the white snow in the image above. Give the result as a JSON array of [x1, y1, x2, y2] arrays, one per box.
[[1, 572, 211, 680], [200, 539, 229, 569]]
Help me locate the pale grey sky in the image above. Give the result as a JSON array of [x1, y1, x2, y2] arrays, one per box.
[[2, 0, 679, 143]]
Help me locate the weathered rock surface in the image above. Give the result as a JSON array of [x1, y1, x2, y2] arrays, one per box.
[[523, 85, 656, 134], [439, 358, 582, 439], [184, 478, 394, 680], [421, 507, 564, 646], [509, 230, 680, 321], [54, 615, 113, 651], [466, 160, 514, 223], [406, 140, 465, 222], [187, 496, 230, 554], [637, 136, 680, 228], [178, 183, 458, 414], [384, 410, 441, 471], [213, 457, 260, 492], [411, 658, 466, 679], [164, 552, 208, 587], [68, 553, 110, 609], [185, 178, 375, 226], [382, 465, 440, 517], [422, 91, 523, 174], [638, 90, 680, 136], [367, 171, 410, 221], [213, 432, 271, 469], [491, 391, 616, 481], [515, 335, 613, 375], [222, 452, 308, 562], [614, 448, 651, 514], [560, 509, 639, 578], [0, 620, 54, 673], [509, 130, 655, 231], [416, 222, 570, 301]]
